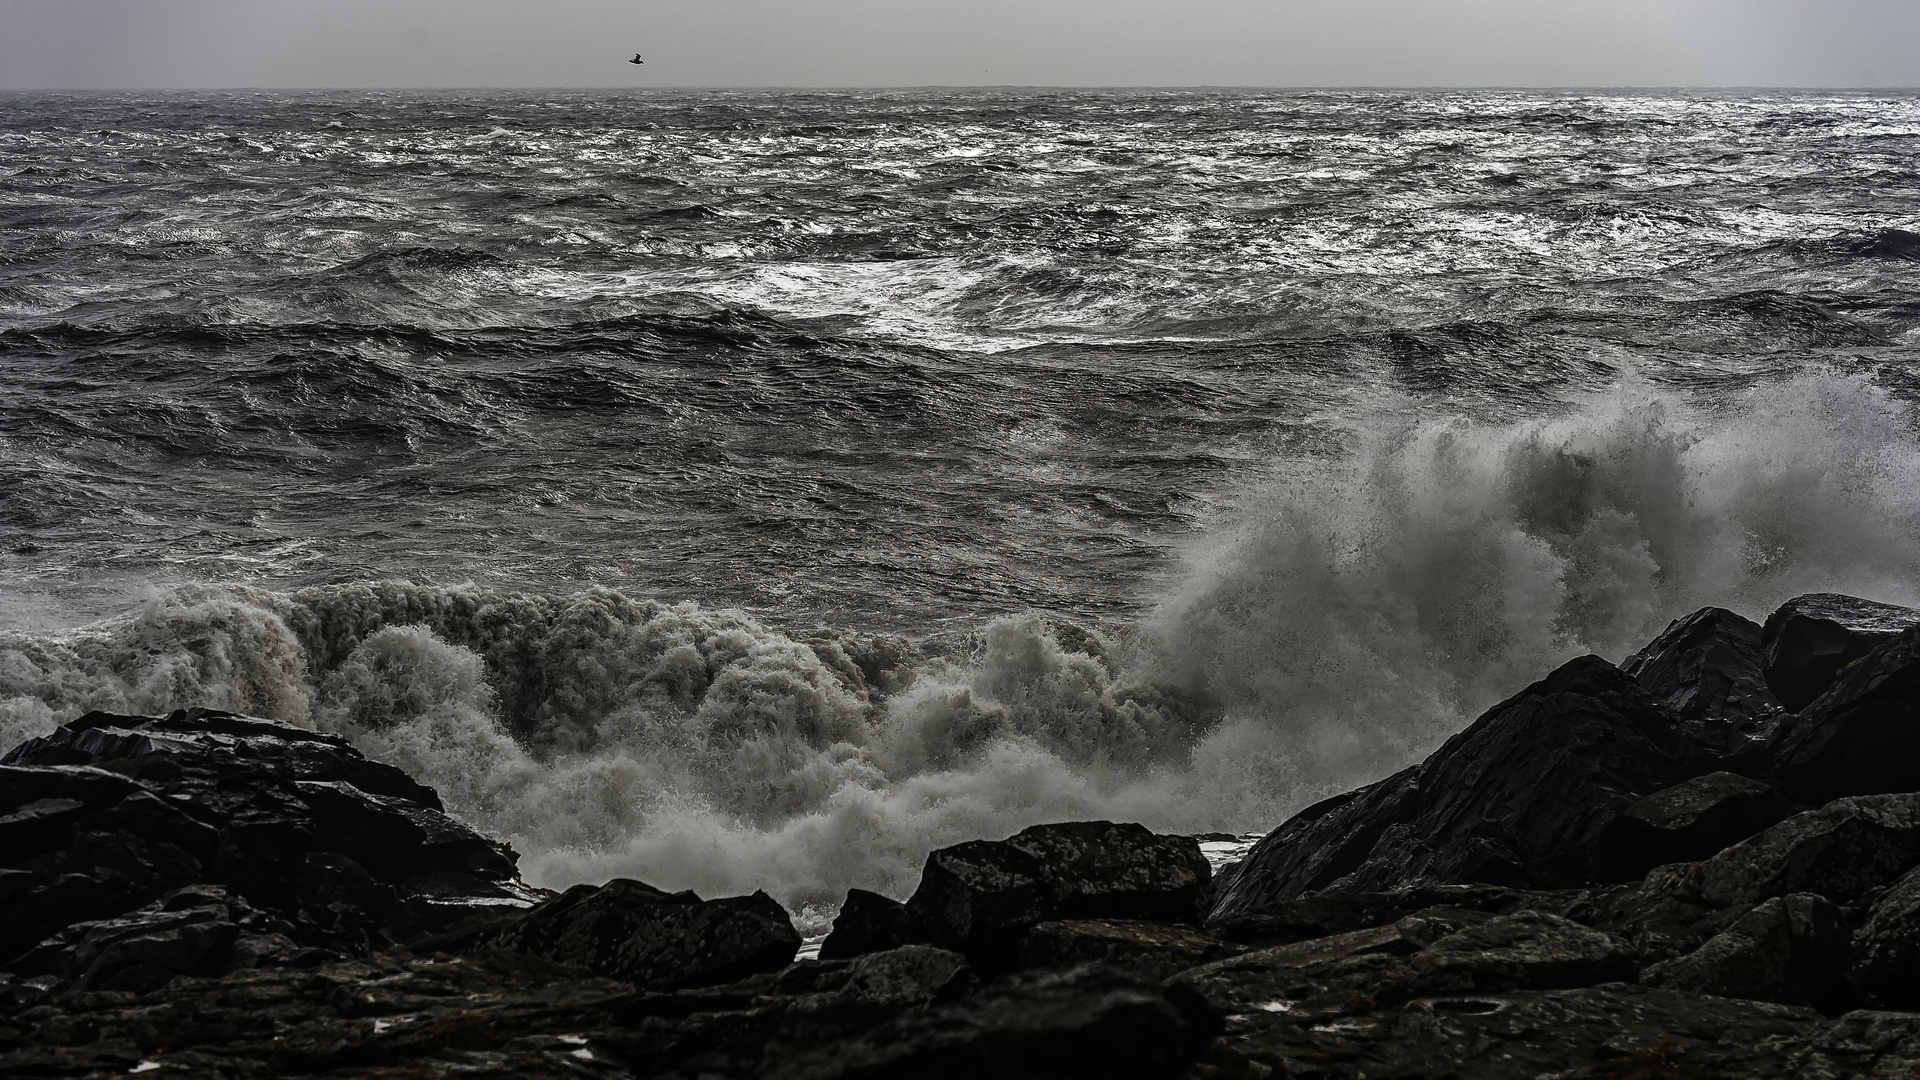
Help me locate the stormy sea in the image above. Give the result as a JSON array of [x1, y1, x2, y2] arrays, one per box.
[[4, 88, 1920, 935]]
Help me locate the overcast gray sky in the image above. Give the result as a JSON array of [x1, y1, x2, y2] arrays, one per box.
[[2, 0, 1917, 89]]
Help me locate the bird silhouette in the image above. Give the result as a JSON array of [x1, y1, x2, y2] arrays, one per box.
[[628, 54, 645, 65]]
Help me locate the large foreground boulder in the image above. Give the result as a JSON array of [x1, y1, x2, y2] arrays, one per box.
[[1762, 593, 1920, 712], [1212, 656, 1705, 915], [477, 877, 801, 991], [1768, 623, 1920, 804], [819, 888, 913, 961], [0, 709, 544, 981], [829, 821, 1213, 972], [5, 707, 442, 808]]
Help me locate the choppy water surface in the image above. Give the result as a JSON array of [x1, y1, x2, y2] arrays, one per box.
[[5, 89, 1920, 921]]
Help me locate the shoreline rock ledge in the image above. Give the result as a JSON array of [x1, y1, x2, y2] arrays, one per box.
[[1, 593, 1919, 1077]]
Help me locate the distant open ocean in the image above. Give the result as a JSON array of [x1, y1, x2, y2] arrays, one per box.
[[4, 88, 1920, 927]]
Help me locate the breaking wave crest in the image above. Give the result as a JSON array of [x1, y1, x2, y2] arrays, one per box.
[[4, 372, 1919, 920]]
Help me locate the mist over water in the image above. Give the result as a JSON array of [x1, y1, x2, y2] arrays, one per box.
[[4, 89, 1920, 919]]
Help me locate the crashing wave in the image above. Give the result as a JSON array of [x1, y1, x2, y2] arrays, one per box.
[[4, 372, 1920, 921]]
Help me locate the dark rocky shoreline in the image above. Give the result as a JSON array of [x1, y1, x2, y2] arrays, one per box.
[[6, 593, 1920, 1076]]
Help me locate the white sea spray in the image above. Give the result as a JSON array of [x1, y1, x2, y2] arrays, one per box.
[[4, 372, 1919, 918]]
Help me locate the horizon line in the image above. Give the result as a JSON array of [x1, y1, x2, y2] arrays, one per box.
[[3, 83, 1917, 94]]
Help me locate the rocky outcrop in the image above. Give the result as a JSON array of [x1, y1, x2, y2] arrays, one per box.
[[0, 709, 544, 982], [1693, 791, 1920, 909], [1769, 623, 1920, 803], [838, 821, 1214, 972], [818, 888, 912, 960], [1640, 892, 1851, 1010], [1596, 771, 1799, 879], [14, 591, 1920, 1076], [1213, 655, 1706, 913], [1017, 918, 1243, 981], [478, 878, 801, 991], [1621, 605, 1783, 744], [1762, 592, 1920, 712]]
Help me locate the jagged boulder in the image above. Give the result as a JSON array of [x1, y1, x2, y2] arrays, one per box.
[[820, 887, 914, 961], [480, 877, 801, 991], [1640, 893, 1852, 1011], [5, 708, 441, 809], [1213, 656, 1705, 915], [1850, 865, 1920, 1008], [1007, 821, 1214, 923], [1597, 771, 1799, 879], [1762, 593, 1920, 712], [1694, 792, 1920, 910], [1769, 623, 1920, 804], [0, 709, 544, 979], [11, 890, 238, 993], [1620, 606, 1783, 745], [905, 821, 1213, 971]]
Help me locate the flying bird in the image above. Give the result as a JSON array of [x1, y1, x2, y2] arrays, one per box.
[[628, 54, 645, 65]]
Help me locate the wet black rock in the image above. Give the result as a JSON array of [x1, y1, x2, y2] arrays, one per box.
[[1005, 821, 1214, 923], [1850, 865, 1920, 1009], [0, 709, 544, 982], [904, 821, 1213, 971], [0, 949, 638, 1078], [1621, 605, 1784, 744], [1694, 791, 1920, 909], [1208, 883, 1583, 949], [1573, 863, 1740, 967], [1017, 918, 1243, 981], [1198, 906, 1497, 990], [1791, 1011, 1920, 1078], [1640, 892, 1852, 1011], [1596, 771, 1799, 880], [9, 885, 240, 992], [1770, 623, 1920, 804], [1410, 911, 1636, 992], [1192, 980, 1822, 1080], [1762, 592, 1920, 712], [479, 877, 801, 991], [12, 590, 1920, 1079], [763, 963, 1220, 1080], [5, 707, 442, 809], [831, 944, 975, 1007], [1213, 656, 1705, 915], [819, 887, 913, 961]]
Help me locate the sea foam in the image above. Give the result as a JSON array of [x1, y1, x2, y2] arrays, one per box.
[[3, 372, 1918, 923]]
